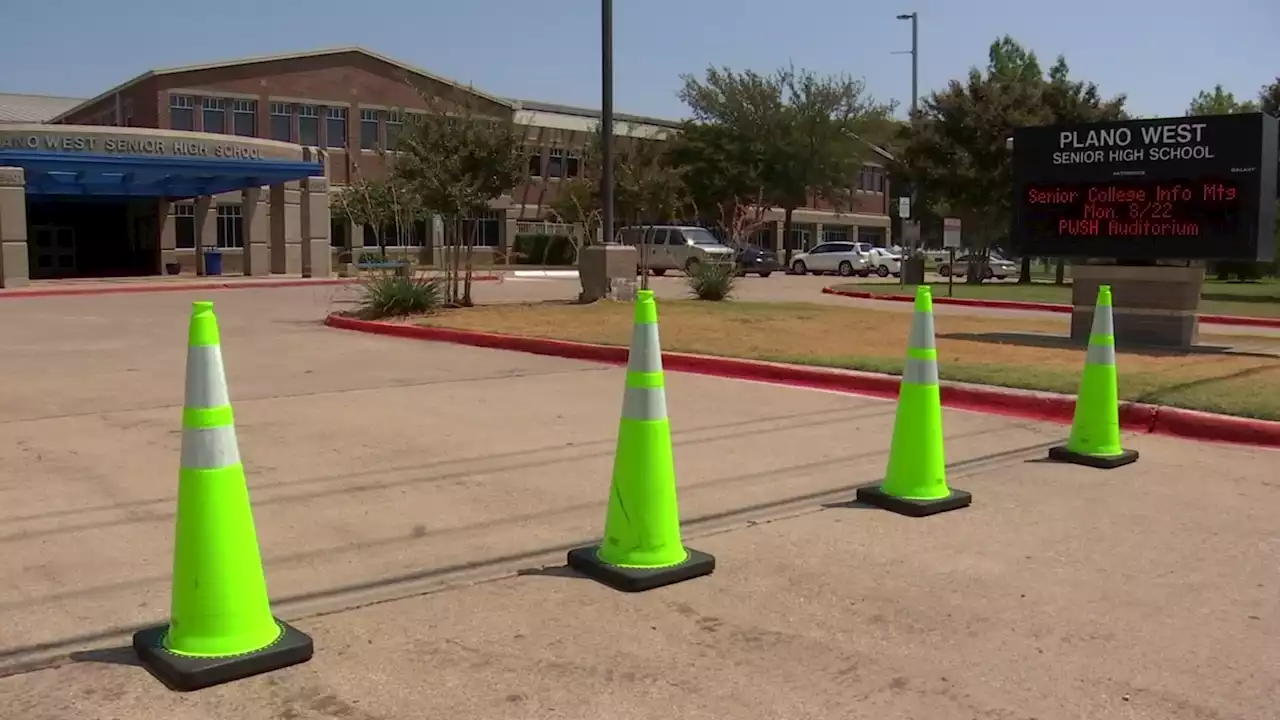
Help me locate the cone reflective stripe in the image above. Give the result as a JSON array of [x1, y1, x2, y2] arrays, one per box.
[[566, 290, 715, 592], [134, 301, 313, 691], [855, 286, 971, 517], [1050, 286, 1139, 469]]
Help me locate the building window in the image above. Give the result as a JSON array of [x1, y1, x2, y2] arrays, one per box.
[[169, 95, 194, 131], [326, 107, 347, 149], [174, 203, 195, 249], [363, 221, 426, 247], [232, 99, 256, 137], [269, 102, 293, 142], [858, 166, 885, 193], [330, 218, 348, 248], [385, 111, 404, 151], [565, 150, 581, 178], [298, 105, 320, 146], [216, 205, 244, 249], [857, 227, 886, 247], [202, 98, 226, 134], [821, 228, 850, 244], [444, 211, 500, 247], [547, 148, 564, 178], [526, 147, 542, 177], [359, 108, 380, 150], [122, 100, 134, 127]]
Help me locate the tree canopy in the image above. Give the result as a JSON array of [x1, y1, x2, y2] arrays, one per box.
[[1186, 84, 1260, 115], [892, 36, 1126, 256]]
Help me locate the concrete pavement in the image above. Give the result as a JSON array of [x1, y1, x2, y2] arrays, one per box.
[[0, 287, 1276, 719]]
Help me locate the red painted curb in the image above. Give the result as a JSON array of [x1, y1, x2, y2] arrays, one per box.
[[820, 286, 1280, 329], [0, 274, 502, 300], [324, 314, 1280, 449]]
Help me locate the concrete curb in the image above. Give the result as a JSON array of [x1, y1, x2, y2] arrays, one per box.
[[0, 274, 502, 300], [820, 286, 1280, 329], [324, 313, 1280, 449]]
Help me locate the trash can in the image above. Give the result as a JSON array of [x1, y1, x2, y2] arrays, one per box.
[[203, 251, 223, 277], [901, 253, 926, 285]]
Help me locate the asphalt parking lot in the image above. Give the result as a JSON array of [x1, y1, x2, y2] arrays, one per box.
[[0, 286, 1276, 719]]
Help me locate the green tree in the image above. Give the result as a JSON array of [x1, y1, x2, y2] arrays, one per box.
[[1258, 78, 1280, 117], [393, 91, 526, 306], [666, 120, 770, 242], [679, 64, 895, 264], [332, 171, 427, 261], [1186, 84, 1259, 115], [893, 37, 1125, 283]]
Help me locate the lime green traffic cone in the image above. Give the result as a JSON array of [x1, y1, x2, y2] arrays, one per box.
[[133, 301, 313, 691], [566, 290, 715, 592], [1048, 285, 1139, 469], [856, 286, 972, 517]]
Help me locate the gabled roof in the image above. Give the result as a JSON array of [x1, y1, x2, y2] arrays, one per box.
[[0, 93, 85, 123], [48, 46, 513, 123], [513, 99, 682, 130]]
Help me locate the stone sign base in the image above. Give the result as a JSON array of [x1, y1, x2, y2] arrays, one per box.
[[579, 244, 639, 303], [1069, 262, 1204, 347]]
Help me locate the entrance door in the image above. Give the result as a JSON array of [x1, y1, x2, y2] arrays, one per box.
[[30, 226, 77, 279]]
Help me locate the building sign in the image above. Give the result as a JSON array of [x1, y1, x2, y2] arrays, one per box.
[[1011, 113, 1278, 262], [0, 131, 268, 160]]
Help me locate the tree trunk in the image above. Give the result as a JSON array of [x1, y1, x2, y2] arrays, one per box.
[[462, 217, 477, 307], [1018, 256, 1032, 284], [1055, 258, 1066, 285]]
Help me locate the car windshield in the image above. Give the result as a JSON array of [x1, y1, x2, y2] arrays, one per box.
[[683, 228, 727, 246]]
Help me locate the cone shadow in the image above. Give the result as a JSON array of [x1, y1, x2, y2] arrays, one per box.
[[515, 564, 589, 580], [1047, 445, 1139, 469], [132, 619, 314, 692], [69, 646, 141, 667], [566, 546, 715, 593]]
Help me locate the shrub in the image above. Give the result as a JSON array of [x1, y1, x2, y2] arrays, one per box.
[[357, 251, 384, 265], [687, 261, 737, 301], [357, 271, 442, 319]]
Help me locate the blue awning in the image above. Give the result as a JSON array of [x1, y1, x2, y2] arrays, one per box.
[[0, 150, 323, 199]]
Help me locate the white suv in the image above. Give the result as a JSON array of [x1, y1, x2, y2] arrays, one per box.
[[789, 242, 872, 277]]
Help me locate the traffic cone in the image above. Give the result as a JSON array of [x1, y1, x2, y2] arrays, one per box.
[[133, 301, 313, 691], [1048, 285, 1139, 469], [566, 289, 715, 592], [856, 286, 972, 517]]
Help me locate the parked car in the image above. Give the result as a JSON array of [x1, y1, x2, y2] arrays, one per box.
[[865, 247, 902, 277], [789, 242, 872, 277], [937, 253, 1018, 280], [617, 225, 736, 275], [734, 245, 778, 277]]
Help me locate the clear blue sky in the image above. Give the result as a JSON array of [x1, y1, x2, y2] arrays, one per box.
[[1, 0, 1275, 120]]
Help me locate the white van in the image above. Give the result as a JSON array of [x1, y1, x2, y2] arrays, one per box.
[[617, 225, 736, 275]]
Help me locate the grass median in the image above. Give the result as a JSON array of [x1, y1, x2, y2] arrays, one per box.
[[419, 299, 1280, 421], [835, 279, 1280, 319]]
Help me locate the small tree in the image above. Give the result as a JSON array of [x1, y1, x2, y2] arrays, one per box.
[[679, 65, 896, 264], [548, 175, 601, 263], [394, 91, 526, 306]]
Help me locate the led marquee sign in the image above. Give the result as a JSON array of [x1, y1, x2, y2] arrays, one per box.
[[1011, 113, 1278, 261]]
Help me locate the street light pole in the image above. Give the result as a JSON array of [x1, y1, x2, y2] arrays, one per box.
[[895, 12, 919, 286], [600, 0, 615, 252]]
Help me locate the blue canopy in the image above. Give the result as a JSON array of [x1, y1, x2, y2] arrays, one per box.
[[0, 149, 322, 199]]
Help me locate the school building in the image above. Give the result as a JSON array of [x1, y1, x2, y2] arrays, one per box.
[[0, 47, 893, 287]]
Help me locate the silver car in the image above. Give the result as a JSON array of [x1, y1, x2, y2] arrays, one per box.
[[617, 225, 736, 275]]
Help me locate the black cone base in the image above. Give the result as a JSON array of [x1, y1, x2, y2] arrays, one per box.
[[133, 618, 314, 692], [855, 483, 972, 518], [566, 545, 715, 593], [1048, 445, 1139, 469]]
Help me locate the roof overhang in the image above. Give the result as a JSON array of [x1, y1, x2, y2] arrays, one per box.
[[0, 150, 321, 198]]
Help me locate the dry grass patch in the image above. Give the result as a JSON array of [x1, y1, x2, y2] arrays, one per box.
[[420, 300, 1280, 420]]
